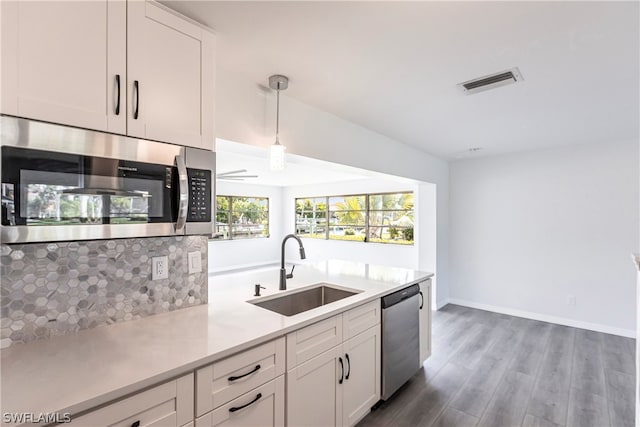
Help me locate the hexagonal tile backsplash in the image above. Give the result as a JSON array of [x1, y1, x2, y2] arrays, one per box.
[[0, 235, 208, 348]]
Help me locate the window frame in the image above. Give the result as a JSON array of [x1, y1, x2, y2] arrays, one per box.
[[295, 197, 328, 239], [294, 191, 414, 245], [213, 195, 270, 241]]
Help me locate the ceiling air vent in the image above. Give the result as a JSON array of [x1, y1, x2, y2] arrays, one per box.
[[457, 67, 523, 95]]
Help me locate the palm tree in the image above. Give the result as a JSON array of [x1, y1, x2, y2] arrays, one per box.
[[333, 196, 365, 225]]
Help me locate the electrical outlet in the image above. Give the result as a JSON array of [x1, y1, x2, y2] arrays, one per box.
[[152, 256, 169, 280], [188, 251, 202, 274], [567, 295, 576, 306]]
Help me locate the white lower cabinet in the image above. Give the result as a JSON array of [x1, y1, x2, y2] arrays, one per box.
[[286, 314, 343, 371], [196, 338, 285, 416], [286, 302, 381, 427], [68, 373, 194, 427], [195, 376, 285, 427], [342, 326, 381, 426], [194, 338, 286, 427], [62, 300, 387, 427], [287, 345, 344, 427]]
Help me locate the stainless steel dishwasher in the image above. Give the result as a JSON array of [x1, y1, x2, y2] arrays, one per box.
[[381, 283, 421, 400]]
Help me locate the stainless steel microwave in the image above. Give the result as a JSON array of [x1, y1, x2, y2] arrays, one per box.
[[0, 116, 215, 243]]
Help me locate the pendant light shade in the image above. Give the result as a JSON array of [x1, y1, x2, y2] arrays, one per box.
[[270, 142, 286, 171], [269, 75, 288, 171]]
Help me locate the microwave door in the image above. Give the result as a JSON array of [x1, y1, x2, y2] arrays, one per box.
[[7, 151, 171, 227]]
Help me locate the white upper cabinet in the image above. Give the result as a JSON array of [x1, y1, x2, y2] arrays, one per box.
[[1, 0, 126, 134], [127, 1, 215, 150], [1, 0, 215, 149]]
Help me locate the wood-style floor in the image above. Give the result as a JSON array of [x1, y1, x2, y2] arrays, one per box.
[[358, 304, 636, 427]]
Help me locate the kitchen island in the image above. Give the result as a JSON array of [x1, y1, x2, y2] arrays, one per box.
[[0, 260, 432, 426]]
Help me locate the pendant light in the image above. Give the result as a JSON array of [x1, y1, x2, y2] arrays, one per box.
[[269, 74, 288, 171]]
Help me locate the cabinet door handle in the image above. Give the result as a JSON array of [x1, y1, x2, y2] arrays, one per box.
[[419, 291, 424, 309], [115, 74, 121, 115], [229, 393, 262, 413], [228, 364, 261, 382], [131, 421, 140, 427], [338, 357, 344, 384], [133, 80, 139, 119], [345, 353, 351, 380]]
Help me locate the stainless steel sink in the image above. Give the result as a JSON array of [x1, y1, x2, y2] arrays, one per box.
[[251, 283, 360, 316]]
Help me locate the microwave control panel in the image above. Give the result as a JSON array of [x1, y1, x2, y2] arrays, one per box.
[[187, 169, 212, 222]]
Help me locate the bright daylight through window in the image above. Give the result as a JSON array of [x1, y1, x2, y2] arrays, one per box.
[[295, 192, 414, 245], [213, 196, 269, 240]]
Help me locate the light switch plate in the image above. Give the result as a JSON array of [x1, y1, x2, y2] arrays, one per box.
[[188, 251, 202, 274], [152, 256, 169, 280]]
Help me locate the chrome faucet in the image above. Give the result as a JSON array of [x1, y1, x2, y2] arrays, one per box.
[[280, 234, 306, 290]]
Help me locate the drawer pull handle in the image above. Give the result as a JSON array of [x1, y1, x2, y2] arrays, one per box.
[[131, 421, 140, 427], [229, 393, 262, 413], [338, 357, 344, 384], [419, 291, 424, 309], [228, 364, 261, 382], [345, 353, 351, 380]]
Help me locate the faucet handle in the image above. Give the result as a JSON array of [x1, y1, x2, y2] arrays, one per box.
[[286, 264, 296, 279], [254, 284, 266, 297]]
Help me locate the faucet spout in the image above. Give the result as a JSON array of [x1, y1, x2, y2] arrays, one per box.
[[280, 234, 306, 290]]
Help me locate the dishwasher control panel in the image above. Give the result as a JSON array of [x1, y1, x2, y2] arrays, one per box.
[[381, 284, 420, 308]]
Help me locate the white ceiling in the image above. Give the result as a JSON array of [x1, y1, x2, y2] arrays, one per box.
[[164, 1, 639, 160], [216, 139, 417, 187]]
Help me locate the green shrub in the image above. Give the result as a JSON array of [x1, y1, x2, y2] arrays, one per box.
[[389, 227, 399, 239], [402, 227, 414, 241]]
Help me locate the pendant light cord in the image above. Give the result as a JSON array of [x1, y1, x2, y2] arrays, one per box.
[[275, 86, 280, 144]]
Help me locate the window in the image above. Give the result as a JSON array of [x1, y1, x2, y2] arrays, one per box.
[[295, 197, 327, 238], [329, 195, 367, 241], [294, 192, 414, 245], [368, 193, 414, 244], [213, 196, 269, 240]]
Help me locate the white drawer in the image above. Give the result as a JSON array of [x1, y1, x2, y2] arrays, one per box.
[[286, 314, 343, 370], [196, 337, 285, 416], [343, 300, 380, 340], [68, 374, 193, 427], [195, 376, 285, 427]]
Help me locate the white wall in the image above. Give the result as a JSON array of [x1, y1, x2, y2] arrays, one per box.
[[418, 182, 438, 302], [449, 140, 639, 336], [215, 65, 450, 307], [208, 181, 283, 272], [211, 174, 439, 308]]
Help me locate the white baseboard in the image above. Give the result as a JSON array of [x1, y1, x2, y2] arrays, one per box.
[[444, 298, 636, 338], [435, 298, 450, 310]]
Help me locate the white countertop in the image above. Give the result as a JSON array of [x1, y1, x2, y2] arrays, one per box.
[[0, 260, 432, 424]]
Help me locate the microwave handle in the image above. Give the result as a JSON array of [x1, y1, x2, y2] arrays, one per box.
[[175, 155, 189, 233]]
